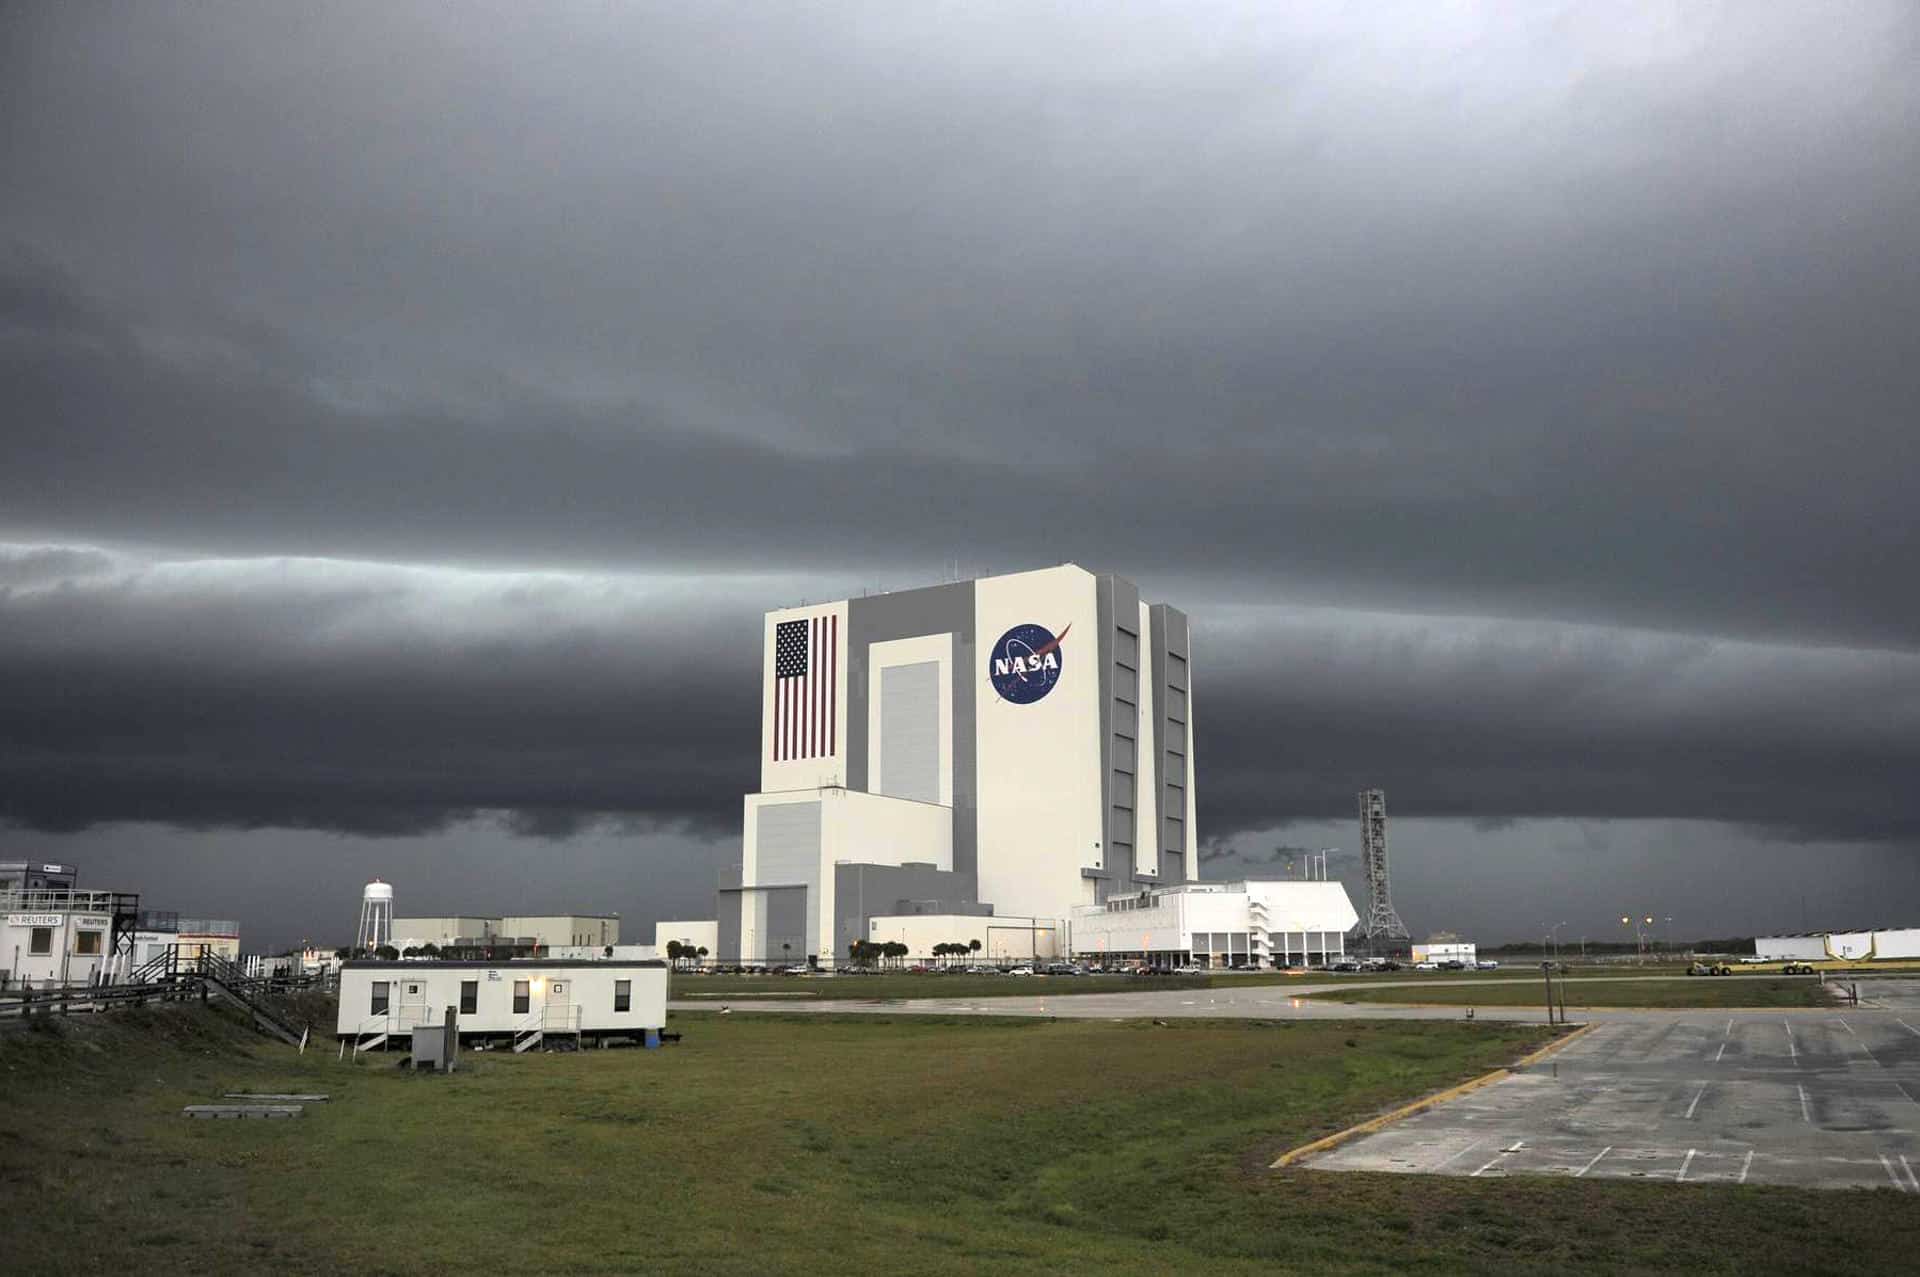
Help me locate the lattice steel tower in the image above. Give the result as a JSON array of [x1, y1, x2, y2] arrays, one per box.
[[1357, 789, 1410, 943]]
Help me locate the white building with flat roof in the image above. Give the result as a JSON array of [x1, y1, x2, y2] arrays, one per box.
[[1071, 880, 1358, 969], [720, 564, 1199, 966]]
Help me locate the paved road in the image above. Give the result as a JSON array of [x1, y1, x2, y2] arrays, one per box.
[[1307, 997, 1920, 1191], [668, 972, 1849, 1023]]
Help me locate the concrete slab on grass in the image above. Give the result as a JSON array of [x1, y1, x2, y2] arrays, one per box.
[[1304, 1003, 1920, 1192]]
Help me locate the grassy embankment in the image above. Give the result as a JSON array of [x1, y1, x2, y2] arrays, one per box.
[[4, 1004, 1917, 1274], [1303, 978, 1832, 1009]]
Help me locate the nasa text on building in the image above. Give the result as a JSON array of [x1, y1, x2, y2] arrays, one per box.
[[721, 564, 1199, 966]]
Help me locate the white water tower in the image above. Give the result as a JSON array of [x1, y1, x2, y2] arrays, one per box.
[[356, 880, 394, 952]]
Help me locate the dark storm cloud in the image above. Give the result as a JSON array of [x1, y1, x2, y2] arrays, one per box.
[[1, 2, 1917, 889], [4, 555, 1916, 847], [0, 555, 761, 836]]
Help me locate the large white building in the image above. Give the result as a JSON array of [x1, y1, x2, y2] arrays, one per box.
[[1753, 926, 1920, 961], [1071, 881, 1359, 969], [720, 564, 1200, 966]]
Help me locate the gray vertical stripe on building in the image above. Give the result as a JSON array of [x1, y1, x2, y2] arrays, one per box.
[[1096, 572, 1143, 892], [845, 582, 977, 883], [1149, 602, 1191, 885], [878, 660, 940, 804]]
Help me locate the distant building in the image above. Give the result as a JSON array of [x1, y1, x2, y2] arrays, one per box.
[[723, 563, 1200, 966], [1412, 941, 1477, 965], [1753, 927, 1920, 961], [1071, 881, 1359, 969], [652, 920, 717, 959], [391, 914, 620, 952], [176, 917, 241, 962], [2, 880, 140, 988]]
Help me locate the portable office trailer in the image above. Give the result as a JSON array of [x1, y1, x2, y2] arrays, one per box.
[[336, 959, 668, 1046]]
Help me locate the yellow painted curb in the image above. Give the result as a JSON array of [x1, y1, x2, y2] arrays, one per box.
[[1268, 1022, 1599, 1170]]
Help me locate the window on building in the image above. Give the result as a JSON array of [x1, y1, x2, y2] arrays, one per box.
[[75, 930, 102, 956], [460, 981, 478, 1014], [29, 927, 53, 955], [614, 980, 632, 1013], [370, 981, 390, 1015], [513, 980, 530, 1014]]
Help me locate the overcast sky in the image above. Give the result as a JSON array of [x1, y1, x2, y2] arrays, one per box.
[[3, 2, 1916, 948]]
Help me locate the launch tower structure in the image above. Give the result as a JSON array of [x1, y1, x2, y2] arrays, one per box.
[[1357, 789, 1410, 945]]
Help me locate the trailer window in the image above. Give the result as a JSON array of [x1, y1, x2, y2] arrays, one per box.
[[614, 980, 631, 1013], [513, 980, 530, 1014], [76, 930, 103, 955], [460, 980, 478, 1014], [370, 981, 390, 1015], [29, 927, 54, 955]]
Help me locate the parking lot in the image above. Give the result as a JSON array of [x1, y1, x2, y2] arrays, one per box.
[[1306, 992, 1920, 1191]]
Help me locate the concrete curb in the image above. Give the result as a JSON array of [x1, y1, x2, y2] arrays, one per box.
[[1268, 1022, 1600, 1170]]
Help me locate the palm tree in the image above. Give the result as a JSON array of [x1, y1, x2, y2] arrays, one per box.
[[666, 940, 683, 969], [696, 946, 709, 969], [969, 938, 982, 969]]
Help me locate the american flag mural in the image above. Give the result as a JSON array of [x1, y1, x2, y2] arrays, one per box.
[[772, 614, 836, 761]]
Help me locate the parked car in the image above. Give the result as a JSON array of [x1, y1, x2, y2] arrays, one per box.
[[1440, 960, 1467, 971], [1172, 964, 1204, 974], [1738, 956, 1769, 964], [1476, 960, 1500, 970], [1413, 961, 1439, 971], [1330, 961, 1361, 973]]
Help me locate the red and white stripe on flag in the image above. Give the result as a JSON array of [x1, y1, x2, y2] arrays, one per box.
[[772, 613, 836, 761]]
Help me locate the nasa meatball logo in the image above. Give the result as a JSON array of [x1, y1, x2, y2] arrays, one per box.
[[988, 622, 1069, 704]]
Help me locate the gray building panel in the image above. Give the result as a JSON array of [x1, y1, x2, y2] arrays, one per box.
[[845, 582, 977, 884], [716, 885, 809, 964], [832, 862, 973, 963], [1149, 603, 1192, 885], [1095, 573, 1142, 889], [878, 660, 940, 803]]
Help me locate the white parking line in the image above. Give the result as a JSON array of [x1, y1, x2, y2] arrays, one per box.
[[1784, 1021, 1797, 1060], [1472, 1142, 1524, 1177], [1678, 1148, 1698, 1183], [1738, 1149, 1755, 1184], [1685, 1084, 1707, 1119], [1574, 1145, 1612, 1178], [1429, 1138, 1486, 1172], [1897, 1019, 1920, 1038], [1898, 1082, 1920, 1107], [1881, 1154, 1907, 1192], [1838, 1018, 1857, 1035], [1725, 1018, 1734, 1039], [1903, 1155, 1920, 1193], [1714, 1041, 1728, 1063], [1798, 1083, 1812, 1124]]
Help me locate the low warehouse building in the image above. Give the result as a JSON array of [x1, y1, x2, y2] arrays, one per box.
[[1754, 927, 1920, 961], [863, 912, 1066, 964], [1072, 880, 1359, 969], [653, 919, 718, 958], [335, 959, 668, 1048], [1412, 941, 1477, 965]]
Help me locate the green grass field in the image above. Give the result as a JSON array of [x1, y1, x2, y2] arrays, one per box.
[[6, 1004, 1917, 1273], [1302, 977, 1832, 1009]]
